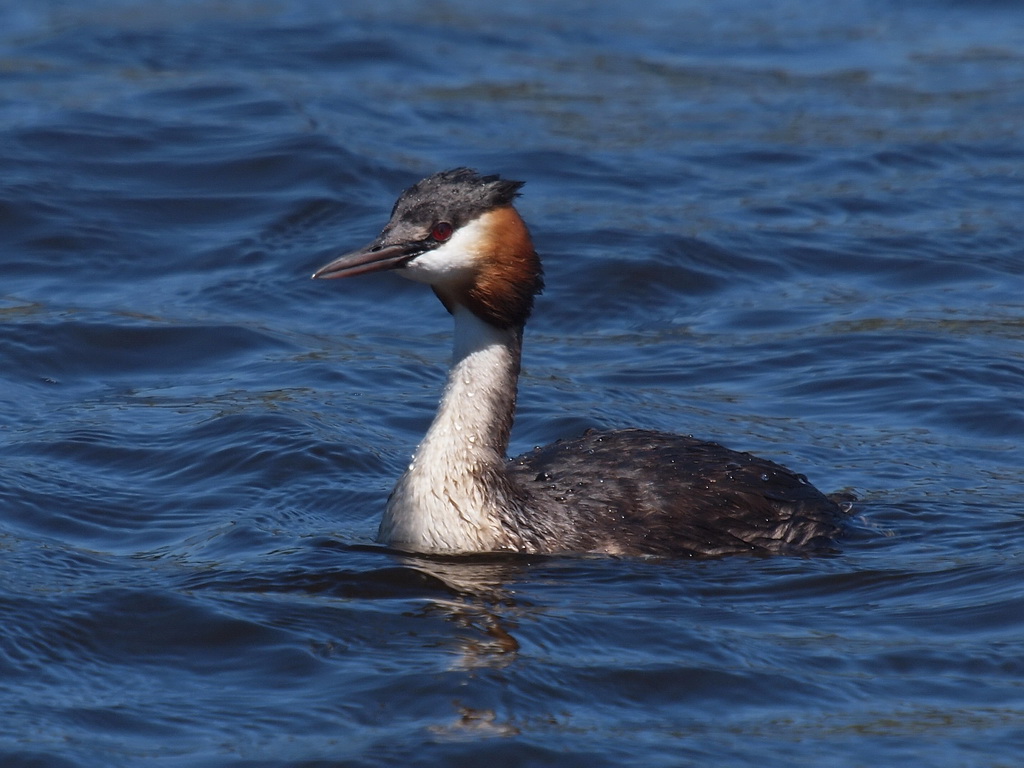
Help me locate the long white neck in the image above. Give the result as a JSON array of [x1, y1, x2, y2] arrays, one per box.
[[378, 306, 525, 553]]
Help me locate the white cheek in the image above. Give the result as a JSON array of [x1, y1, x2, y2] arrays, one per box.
[[399, 218, 485, 286]]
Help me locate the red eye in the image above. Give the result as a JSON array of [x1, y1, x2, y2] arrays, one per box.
[[431, 222, 453, 242]]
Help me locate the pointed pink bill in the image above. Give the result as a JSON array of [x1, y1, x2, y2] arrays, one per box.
[[312, 241, 417, 280]]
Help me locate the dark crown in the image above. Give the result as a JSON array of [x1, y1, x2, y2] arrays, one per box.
[[390, 168, 525, 229]]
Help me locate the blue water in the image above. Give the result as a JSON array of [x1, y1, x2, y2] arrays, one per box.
[[2, 1, 1023, 765]]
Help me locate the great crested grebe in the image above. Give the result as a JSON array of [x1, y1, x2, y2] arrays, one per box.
[[313, 168, 846, 557]]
